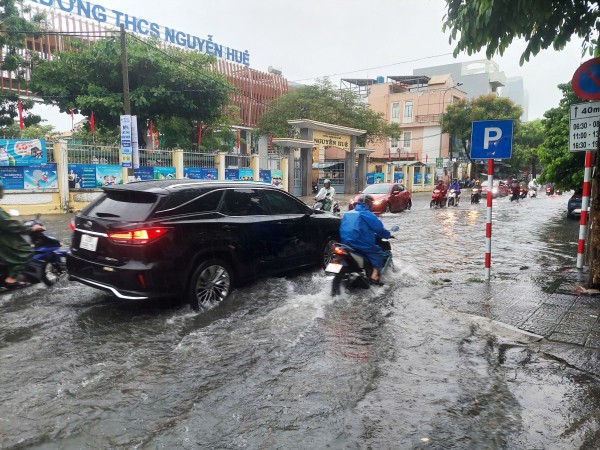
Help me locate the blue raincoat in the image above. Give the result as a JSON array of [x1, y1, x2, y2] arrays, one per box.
[[340, 203, 391, 270]]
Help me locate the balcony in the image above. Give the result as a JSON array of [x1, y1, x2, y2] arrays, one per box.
[[415, 114, 441, 124]]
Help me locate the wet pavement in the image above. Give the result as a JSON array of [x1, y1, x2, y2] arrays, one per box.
[[1, 190, 600, 448]]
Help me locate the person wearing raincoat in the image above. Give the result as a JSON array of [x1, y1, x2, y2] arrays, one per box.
[[0, 184, 43, 288]]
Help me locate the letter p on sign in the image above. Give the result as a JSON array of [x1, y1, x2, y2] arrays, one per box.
[[483, 127, 502, 149]]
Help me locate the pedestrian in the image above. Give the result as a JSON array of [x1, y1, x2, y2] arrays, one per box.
[[0, 183, 44, 288]]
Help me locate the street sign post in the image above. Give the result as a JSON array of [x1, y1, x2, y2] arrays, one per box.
[[569, 101, 600, 152], [470, 119, 514, 281]]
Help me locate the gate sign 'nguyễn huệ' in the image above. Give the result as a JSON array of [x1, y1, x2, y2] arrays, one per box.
[[470, 120, 514, 159]]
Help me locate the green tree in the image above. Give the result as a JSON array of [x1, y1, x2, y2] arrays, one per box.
[[30, 35, 233, 148], [0, 93, 41, 130], [536, 83, 586, 190], [442, 0, 600, 64], [510, 119, 544, 176], [0, 122, 53, 139], [257, 78, 401, 146], [442, 94, 523, 160]]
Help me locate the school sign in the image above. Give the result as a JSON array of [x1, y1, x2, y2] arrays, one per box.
[[29, 0, 250, 66]]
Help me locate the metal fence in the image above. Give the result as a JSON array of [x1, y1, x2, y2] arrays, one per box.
[[225, 154, 251, 169], [183, 151, 216, 168], [66, 143, 120, 165], [266, 153, 281, 170], [138, 149, 174, 167]]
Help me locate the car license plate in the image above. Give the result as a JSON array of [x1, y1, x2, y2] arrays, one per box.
[[80, 234, 98, 252], [325, 263, 343, 273]]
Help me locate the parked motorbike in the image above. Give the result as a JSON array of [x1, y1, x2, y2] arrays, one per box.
[[326, 226, 399, 296], [430, 189, 447, 208], [470, 187, 481, 204], [0, 212, 67, 291], [447, 189, 460, 207], [313, 197, 341, 216]]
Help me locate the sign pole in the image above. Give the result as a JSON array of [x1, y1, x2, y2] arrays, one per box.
[[485, 159, 493, 280], [577, 151, 594, 268]]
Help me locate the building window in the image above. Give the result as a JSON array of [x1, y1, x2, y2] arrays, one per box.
[[391, 138, 398, 148], [403, 131, 412, 148], [391, 102, 400, 122], [404, 101, 413, 118]]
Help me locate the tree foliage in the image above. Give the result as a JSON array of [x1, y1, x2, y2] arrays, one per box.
[[442, 94, 523, 158], [537, 82, 586, 190], [30, 35, 233, 148], [0, 93, 40, 129], [510, 119, 544, 175], [443, 0, 600, 64], [257, 79, 401, 147]]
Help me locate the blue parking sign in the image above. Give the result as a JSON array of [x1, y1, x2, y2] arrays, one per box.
[[471, 120, 514, 159]]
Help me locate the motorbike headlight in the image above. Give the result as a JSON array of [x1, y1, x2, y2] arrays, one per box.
[[492, 188, 498, 194]]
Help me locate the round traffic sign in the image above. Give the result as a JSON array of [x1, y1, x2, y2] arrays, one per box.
[[572, 57, 600, 100]]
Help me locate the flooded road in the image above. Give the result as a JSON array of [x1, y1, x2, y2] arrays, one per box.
[[2, 192, 599, 448]]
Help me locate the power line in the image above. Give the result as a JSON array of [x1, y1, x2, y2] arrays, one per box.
[[291, 52, 454, 82]]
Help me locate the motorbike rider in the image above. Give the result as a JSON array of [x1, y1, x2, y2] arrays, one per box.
[[339, 194, 392, 286], [0, 184, 44, 288], [435, 179, 448, 201], [449, 178, 461, 202], [510, 178, 520, 199], [315, 179, 336, 211]]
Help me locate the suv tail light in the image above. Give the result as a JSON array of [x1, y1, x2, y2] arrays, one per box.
[[108, 228, 170, 245]]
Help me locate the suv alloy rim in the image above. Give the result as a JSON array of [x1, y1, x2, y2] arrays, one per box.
[[195, 264, 231, 309]]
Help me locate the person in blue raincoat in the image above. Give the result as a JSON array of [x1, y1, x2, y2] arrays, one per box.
[[340, 194, 392, 285]]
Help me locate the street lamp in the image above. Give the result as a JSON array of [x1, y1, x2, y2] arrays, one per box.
[[438, 82, 463, 179]]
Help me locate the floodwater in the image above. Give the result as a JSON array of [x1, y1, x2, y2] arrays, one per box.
[[1, 191, 599, 449]]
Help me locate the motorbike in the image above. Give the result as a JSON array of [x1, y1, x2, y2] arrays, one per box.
[[430, 189, 447, 208], [528, 187, 537, 198], [326, 226, 399, 296], [0, 212, 68, 291], [447, 189, 460, 207], [470, 187, 481, 204], [519, 186, 527, 199], [313, 197, 341, 216], [556, 189, 562, 195], [546, 186, 554, 196]]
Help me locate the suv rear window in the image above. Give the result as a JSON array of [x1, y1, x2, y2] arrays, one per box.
[[82, 190, 158, 221]]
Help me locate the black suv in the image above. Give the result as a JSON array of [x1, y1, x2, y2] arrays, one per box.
[[67, 180, 341, 310]]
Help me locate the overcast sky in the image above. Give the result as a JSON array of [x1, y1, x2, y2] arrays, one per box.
[[36, 0, 586, 131]]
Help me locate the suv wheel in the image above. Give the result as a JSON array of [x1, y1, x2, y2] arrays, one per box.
[[188, 260, 232, 311]]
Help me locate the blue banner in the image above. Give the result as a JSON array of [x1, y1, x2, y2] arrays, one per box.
[[184, 167, 217, 180], [68, 164, 97, 189], [0, 167, 24, 189], [24, 164, 58, 189], [225, 169, 239, 180], [393, 172, 404, 182], [154, 166, 176, 180], [134, 166, 154, 181], [239, 168, 254, 181], [259, 169, 271, 184], [367, 172, 384, 185], [96, 165, 123, 187], [0, 139, 47, 166]]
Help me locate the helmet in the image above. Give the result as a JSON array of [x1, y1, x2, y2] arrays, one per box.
[[356, 194, 374, 210], [323, 179, 331, 186]]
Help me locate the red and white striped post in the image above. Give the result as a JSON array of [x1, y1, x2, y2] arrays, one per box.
[[577, 150, 594, 269], [485, 159, 494, 280]]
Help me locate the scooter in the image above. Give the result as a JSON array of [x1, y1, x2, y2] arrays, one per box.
[[470, 187, 481, 204], [326, 226, 399, 296], [546, 186, 554, 196], [528, 188, 537, 198], [519, 186, 527, 199], [447, 189, 460, 207], [430, 189, 447, 208], [0, 212, 68, 291], [313, 197, 341, 216]]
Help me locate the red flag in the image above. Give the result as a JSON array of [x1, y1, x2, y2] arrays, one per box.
[[236, 130, 240, 150], [269, 133, 273, 151], [417, 153, 420, 162], [198, 123, 203, 146], [90, 112, 95, 135], [426, 154, 429, 164], [17, 100, 24, 130], [405, 151, 409, 161], [70, 108, 74, 119], [388, 148, 391, 161], [149, 120, 154, 149]]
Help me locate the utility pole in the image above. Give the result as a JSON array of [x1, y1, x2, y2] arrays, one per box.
[[120, 24, 131, 115]]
